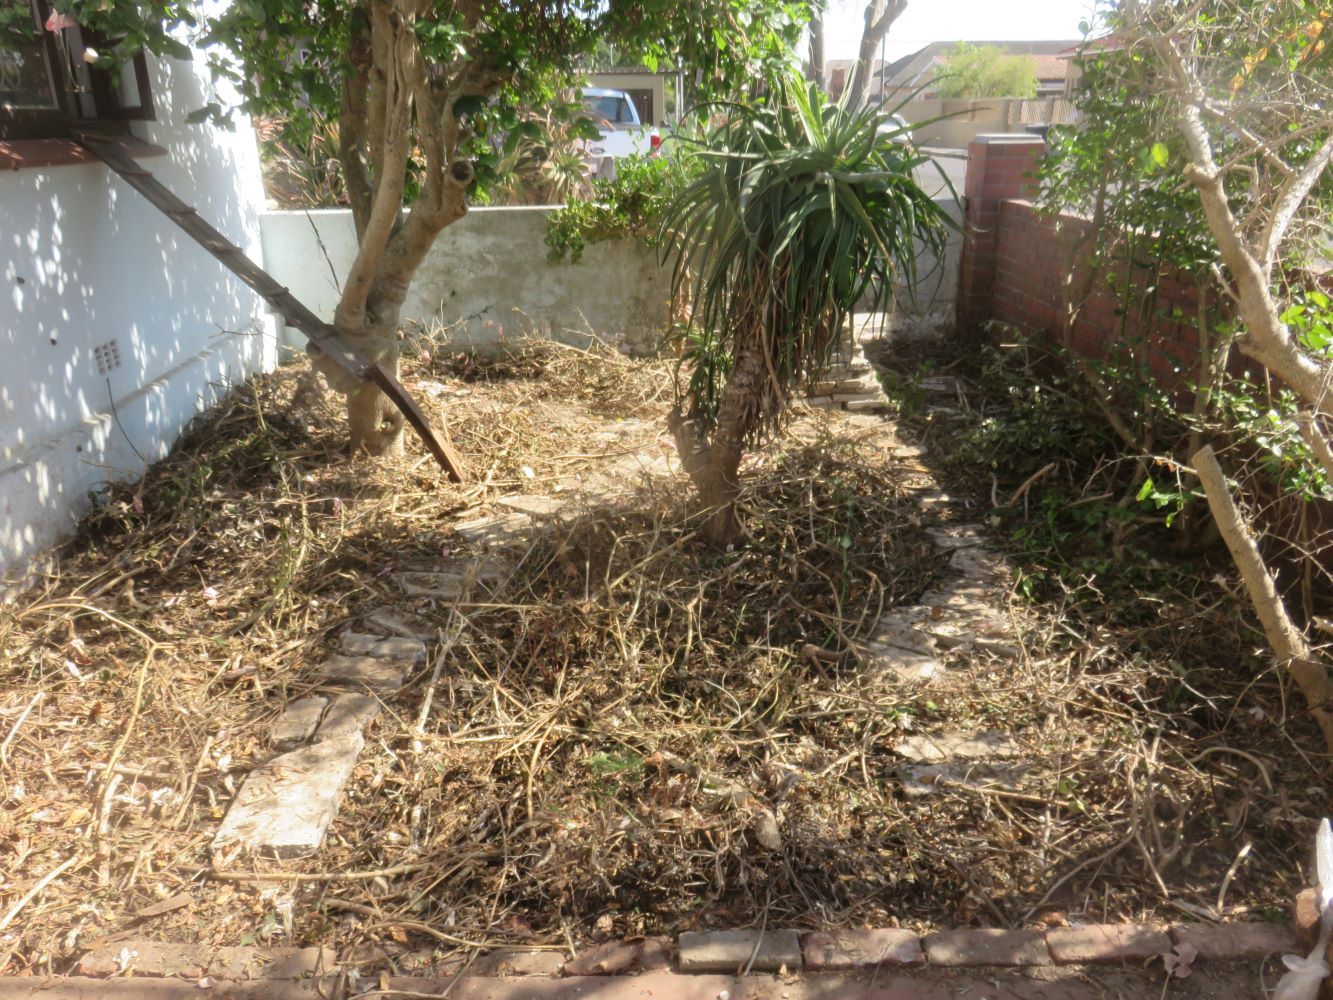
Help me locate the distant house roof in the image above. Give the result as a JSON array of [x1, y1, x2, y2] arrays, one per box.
[[879, 40, 1082, 98]]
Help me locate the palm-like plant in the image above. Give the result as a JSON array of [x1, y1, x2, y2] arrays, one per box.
[[661, 78, 953, 545]]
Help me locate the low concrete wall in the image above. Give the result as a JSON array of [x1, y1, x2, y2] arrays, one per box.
[[901, 98, 1026, 149], [260, 195, 963, 355], [259, 207, 670, 357]]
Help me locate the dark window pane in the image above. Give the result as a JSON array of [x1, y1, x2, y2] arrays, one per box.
[[1, 1, 56, 109]]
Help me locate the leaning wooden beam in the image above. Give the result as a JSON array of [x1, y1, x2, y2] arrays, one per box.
[[1192, 444, 1333, 752], [74, 133, 467, 483]]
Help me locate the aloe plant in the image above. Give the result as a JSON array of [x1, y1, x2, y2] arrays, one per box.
[[661, 77, 953, 545]]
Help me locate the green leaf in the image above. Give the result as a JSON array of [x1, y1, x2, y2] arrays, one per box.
[[1136, 478, 1154, 502], [1150, 142, 1169, 168]]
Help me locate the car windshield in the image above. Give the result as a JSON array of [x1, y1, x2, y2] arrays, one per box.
[[583, 94, 634, 124]]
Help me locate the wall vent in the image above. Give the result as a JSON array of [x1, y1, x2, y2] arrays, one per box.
[[93, 339, 122, 375]]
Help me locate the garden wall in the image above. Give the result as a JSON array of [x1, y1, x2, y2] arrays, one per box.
[[261, 199, 964, 357], [956, 134, 1206, 383], [0, 49, 274, 579], [259, 207, 671, 358]]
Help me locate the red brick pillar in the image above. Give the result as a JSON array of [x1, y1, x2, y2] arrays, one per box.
[[956, 134, 1047, 341]]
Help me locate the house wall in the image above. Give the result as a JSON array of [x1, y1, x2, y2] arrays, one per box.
[[0, 49, 274, 578]]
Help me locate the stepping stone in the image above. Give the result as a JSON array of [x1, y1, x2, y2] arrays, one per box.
[[860, 644, 940, 684], [455, 513, 532, 548], [948, 545, 1009, 581], [677, 929, 802, 974], [920, 376, 961, 395], [396, 567, 498, 600], [341, 632, 426, 662], [919, 581, 1002, 618], [361, 608, 431, 640], [845, 398, 888, 413], [926, 524, 985, 551], [316, 693, 381, 739], [498, 494, 566, 517], [271, 696, 328, 750], [317, 654, 408, 692], [894, 730, 1022, 763], [211, 733, 364, 861]]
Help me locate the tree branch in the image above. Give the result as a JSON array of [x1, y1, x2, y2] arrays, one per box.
[[1192, 445, 1333, 753], [1130, 12, 1333, 417], [1260, 133, 1333, 273]]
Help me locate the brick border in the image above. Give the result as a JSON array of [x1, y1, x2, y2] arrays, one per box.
[[62, 923, 1300, 986]]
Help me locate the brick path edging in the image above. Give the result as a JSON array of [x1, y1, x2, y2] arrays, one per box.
[[58, 921, 1301, 992], [674, 922, 1299, 974]]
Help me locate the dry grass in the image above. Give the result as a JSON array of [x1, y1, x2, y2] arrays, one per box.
[[0, 338, 1320, 977]]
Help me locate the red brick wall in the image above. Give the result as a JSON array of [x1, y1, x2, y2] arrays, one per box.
[[958, 135, 1211, 386]]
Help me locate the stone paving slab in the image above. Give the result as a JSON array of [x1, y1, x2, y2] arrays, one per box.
[[339, 632, 426, 662], [315, 654, 408, 692], [894, 730, 1023, 764], [210, 733, 364, 861], [271, 696, 328, 750], [316, 692, 381, 739], [361, 607, 431, 639]]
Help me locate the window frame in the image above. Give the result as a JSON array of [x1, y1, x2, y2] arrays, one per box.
[[1, 0, 155, 142]]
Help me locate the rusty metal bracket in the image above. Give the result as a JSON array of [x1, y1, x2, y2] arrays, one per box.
[[75, 133, 467, 482]]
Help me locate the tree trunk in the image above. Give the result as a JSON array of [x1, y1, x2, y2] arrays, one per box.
[[845, 0, 907, 108], [808, 15, 825, 87], [693, 340, 769, 547], [346, 331, 405, 456]]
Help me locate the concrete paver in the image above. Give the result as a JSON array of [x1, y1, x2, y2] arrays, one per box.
[[678, 930, 803, 973]]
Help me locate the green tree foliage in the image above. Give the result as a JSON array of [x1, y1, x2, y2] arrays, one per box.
[[8, 0, 816, 455], [933, 42, 1038, 98]]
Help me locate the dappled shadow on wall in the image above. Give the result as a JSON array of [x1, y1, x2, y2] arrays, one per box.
[[0, 48, 272, 574]]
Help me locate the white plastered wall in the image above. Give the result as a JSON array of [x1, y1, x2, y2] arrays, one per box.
[[0, 42, 275, 578]]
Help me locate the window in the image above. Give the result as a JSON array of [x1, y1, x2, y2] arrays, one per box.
[[582, 93, 635, 126], [1, 0, 154, 141]]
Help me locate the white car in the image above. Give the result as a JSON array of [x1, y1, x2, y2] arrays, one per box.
[[580, 87, 661, 179], [876, 112, 914, 145]]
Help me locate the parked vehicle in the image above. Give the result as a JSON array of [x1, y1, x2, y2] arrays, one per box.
[[580, 87, 661, 179], [876, 112, 914, 145]]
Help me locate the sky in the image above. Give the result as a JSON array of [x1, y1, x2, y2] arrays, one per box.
[[820, 0, 1097, 62]]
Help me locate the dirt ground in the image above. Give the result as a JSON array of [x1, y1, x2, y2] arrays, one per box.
[[0, 338, 1319, 980]]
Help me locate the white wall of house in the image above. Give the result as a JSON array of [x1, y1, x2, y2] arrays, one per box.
[[0, 49, 275, 578]]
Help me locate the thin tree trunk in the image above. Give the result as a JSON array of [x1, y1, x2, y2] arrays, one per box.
[[808, 15, 825, 87], [683, 340, 769, 547], [1192, 445, 1333, 752], [845, 0, 907, 108]]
